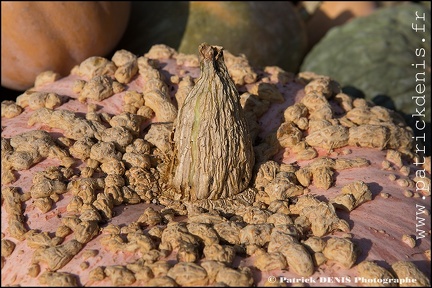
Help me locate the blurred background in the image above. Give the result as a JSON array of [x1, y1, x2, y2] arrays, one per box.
[[1, 1, 430, 154]]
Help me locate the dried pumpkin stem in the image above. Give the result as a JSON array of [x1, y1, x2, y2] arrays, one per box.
[[172, 43, 255, 201]]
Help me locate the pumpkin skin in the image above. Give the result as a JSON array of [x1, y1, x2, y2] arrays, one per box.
[[178, 2, 308, 72], [118, 1, 308, 72], [1, 46, 430, 286], [1, 1, 131, 91]]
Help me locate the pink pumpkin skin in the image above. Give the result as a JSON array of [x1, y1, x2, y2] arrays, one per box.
[[1, 54, 430, 286]]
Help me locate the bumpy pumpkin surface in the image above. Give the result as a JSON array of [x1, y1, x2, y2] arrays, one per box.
[[1, 44, 430, 287]]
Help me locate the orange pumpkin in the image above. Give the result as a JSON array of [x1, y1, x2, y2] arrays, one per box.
[[1, 1, 131, 91], [303, 1, 376, 49]]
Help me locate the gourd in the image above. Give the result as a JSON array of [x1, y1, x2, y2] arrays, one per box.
[[300, 3, 431, 144], [1, 44, 430, 286], [1, 1, 131, 91], [117, 1, 308, 72]]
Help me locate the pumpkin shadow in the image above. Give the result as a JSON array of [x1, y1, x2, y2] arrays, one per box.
[[366, 182, 383, 199], [114, 1, 190, 57], [0, 85, 23, 101], [341, 85, 366, 99], [373, 259, 393, 271], [372, 94, 397, 111], [335, 209, 355, 235], [406, 260, 432, 281], [352, 237, 373, 264]]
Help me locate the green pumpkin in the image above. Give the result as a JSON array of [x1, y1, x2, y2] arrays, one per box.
[[300, 3, 431, 153], [117, 1, 308, 72]]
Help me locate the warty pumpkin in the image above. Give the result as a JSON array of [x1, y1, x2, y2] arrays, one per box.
[[1, 44, 430, 286], [1, 1, 131, 91]]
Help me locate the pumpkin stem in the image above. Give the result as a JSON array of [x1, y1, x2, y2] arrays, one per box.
[[171, 43, 255, 201]]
